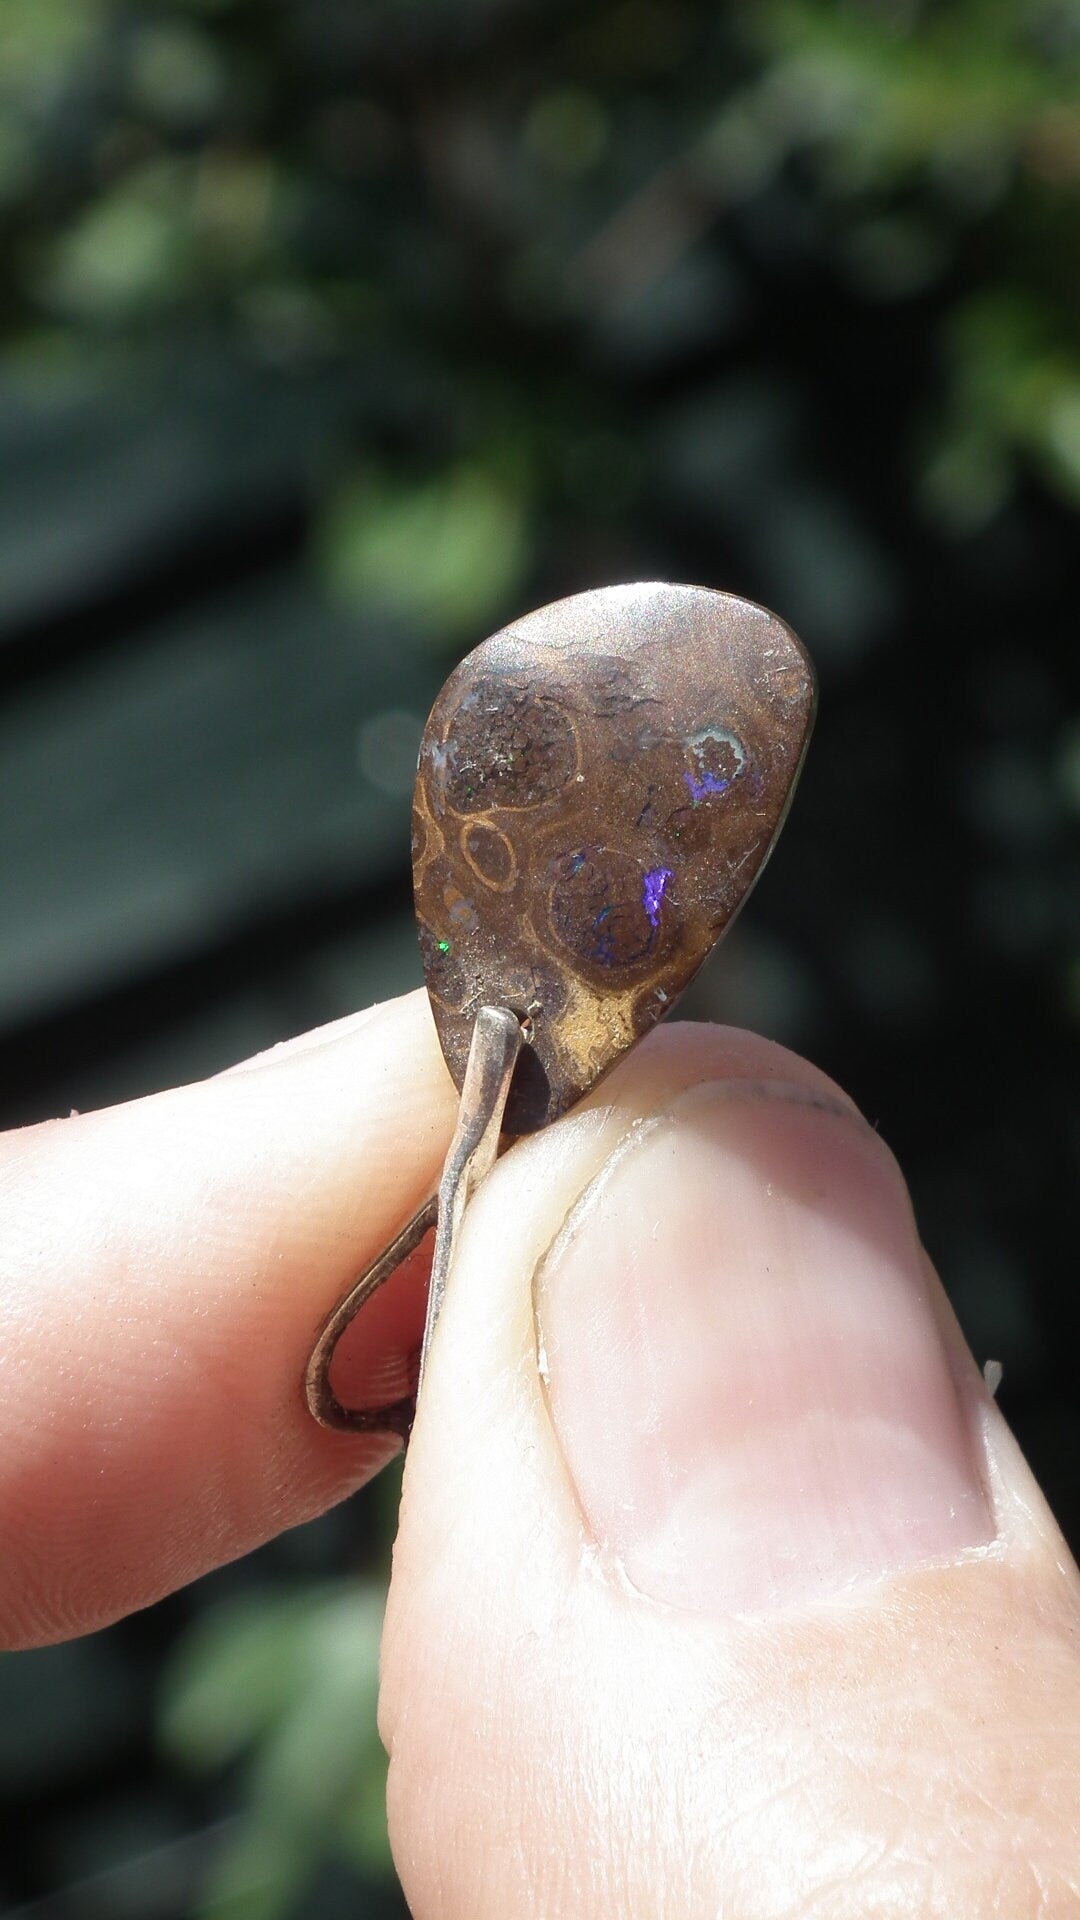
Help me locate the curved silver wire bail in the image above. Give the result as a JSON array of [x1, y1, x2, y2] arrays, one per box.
[[305, 1005, 525, 1435]]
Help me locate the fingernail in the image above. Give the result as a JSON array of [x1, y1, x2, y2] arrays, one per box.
[[536, 1083, 993, 1614]]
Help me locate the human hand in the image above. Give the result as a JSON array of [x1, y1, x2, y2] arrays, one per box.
[[2, 992, 1078, 1914]]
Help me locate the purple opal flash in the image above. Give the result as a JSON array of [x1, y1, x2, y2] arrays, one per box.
[[642, 866, 675, 929], [684, 767, 733, 802]]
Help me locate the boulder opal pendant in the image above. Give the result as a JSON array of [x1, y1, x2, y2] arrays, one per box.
[[305, 582, 815, 1436]]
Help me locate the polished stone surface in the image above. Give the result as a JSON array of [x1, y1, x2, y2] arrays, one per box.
[[413, 582, 816, 1133]]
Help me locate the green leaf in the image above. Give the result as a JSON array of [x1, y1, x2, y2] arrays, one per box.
[[160, 1581, 394, 1917], [41, 163, 196, 320], [161, 1592, 312, 1769], [317, 460, 531, 642]]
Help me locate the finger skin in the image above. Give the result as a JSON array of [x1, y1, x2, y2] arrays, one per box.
[[0, 989, 458, 1647], [381, 1023, 1080, 1920]]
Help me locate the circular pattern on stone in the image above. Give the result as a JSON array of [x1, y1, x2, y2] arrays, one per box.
[[661, 803, 713, 855], [413, 583, 816, 1130], [439, 677, 579, 814], [411, 813, 432, 872], [461, 821, 517, 891], [548, 846, 668, 972], [682, 726, 748, 802]]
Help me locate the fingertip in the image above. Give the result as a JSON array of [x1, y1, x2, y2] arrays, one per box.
[[382, 1022, 1080, 1919], [0, 988, 456, 1643]]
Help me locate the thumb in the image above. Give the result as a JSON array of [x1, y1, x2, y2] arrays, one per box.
[[380, 1023, 1080, 1919]]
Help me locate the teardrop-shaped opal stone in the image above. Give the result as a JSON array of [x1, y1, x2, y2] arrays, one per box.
[[413, 582, 815, 1133]]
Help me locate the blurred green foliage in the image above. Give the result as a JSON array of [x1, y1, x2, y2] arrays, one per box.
[[160, 1582, 392, 1918], [317, 461, 532, 640], [2, 0, 1079, 584]]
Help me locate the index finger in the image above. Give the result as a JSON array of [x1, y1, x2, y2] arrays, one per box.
[[0, 989, 457, 1648]]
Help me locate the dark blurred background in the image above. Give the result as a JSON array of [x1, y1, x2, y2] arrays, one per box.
[[0, 1, 1077, 1913]]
